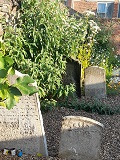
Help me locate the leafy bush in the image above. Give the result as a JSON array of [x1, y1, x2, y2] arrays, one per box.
[[4, 0, 99, 102], [91, 19, 120, 83], [0, 42, 38, 109], [4, 0, 76, 100]]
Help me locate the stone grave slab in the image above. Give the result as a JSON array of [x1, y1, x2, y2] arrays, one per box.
[[59, 116, 104, 160], [0, 70, 48, 156], [84, 66, 106, 98], [63, 59, 81, 97], [111, 68, 120, 83]]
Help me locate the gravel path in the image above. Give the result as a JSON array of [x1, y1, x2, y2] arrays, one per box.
[[43, 95, 120, 160], [0, 95, 120, 160]]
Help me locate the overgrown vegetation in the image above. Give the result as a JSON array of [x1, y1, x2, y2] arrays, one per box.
[[91, 19, 120, 83], [57, 96, 120, 115], [3, 0, 102, 102], [4, 0, 79, 102], [1, 0, 120, 112]]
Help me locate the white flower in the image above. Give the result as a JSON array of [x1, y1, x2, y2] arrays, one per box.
[[92, 26, 101, 33], [89, 20, 97, 27], [83, 11, 95, 16], [89, 20, 101, 33]]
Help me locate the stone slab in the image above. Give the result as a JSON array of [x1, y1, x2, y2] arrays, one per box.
[[0, 71, 48, 156], [63, 59, 81, 97], [59, 116, 104, 160], [84, 66, 106, 98]]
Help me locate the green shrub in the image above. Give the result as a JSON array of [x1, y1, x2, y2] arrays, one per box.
[[58, 96, 119, 115], [4, 1, 99, 103], [91, 19, 120, 86], [4, 0, 78, 101]]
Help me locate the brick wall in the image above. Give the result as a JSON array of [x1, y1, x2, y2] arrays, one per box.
[[113, 0, 119, 17], [73, 0, 119, 18], [74, 1, 97, 14], [67, 0, 72, 7], [111, 20, 120, 55], [66, 0, 120, 20]]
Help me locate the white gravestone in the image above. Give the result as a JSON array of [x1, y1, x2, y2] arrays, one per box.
[[59, 116, 104, 160], [0, 71, 48, 156], [85, 66, 106, 98]]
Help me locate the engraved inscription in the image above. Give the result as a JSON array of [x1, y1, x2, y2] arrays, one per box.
[[0, 71, 48, 156]]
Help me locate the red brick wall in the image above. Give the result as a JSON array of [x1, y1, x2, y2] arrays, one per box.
[[67, 0, 72, 7], [68, 0, 119, 18], [111, 20, 120, 55], [74, 1, 97, 14], [113, 3, 119, 17], [113, 0, 119, 17]]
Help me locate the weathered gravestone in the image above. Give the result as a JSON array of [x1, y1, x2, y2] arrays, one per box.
[[59, 116, 104, 160], [63, 59, 81, 97], [111, 68, 120, 83], [0, 71, 48, 156], [84, 66, 106, 98]]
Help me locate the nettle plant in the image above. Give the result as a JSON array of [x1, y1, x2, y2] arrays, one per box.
[[0, 42, 37, 110]]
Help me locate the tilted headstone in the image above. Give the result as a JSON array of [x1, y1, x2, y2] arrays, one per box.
[[84, 66, 106, 98], [0, 71, 48, 156], [59, 116, 104, 160], [63, 59, 81, 97]]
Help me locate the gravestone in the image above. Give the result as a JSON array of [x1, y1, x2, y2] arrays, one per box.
[[63, 59, 81, 97], [59, 116, 104, 160], [0, 71, 48, 156], [111, 68, 120, 83], [84, 66, 106, 98]]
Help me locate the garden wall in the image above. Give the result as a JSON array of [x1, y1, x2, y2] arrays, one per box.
[[0, 0, 19, 40]]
